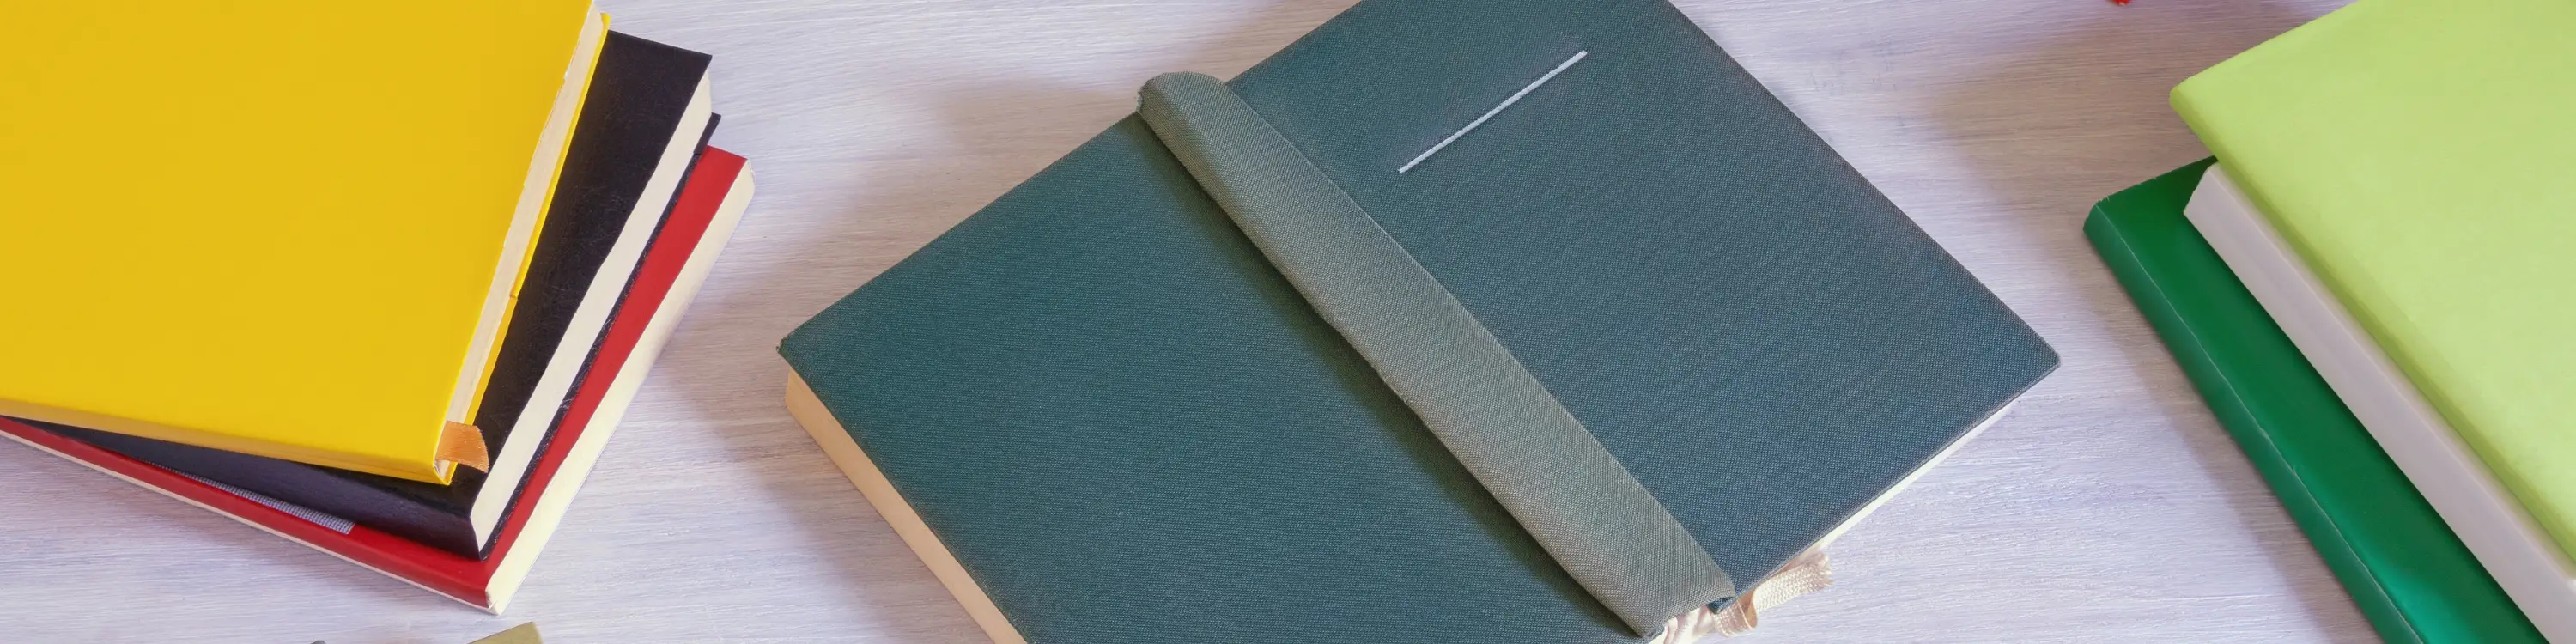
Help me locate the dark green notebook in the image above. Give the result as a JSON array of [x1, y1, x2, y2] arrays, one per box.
[[2085, 160, 2540, 644], [781, 0, 2056, 641]]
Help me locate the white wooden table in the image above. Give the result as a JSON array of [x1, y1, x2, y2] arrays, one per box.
[[0, 1, 2376, 641]]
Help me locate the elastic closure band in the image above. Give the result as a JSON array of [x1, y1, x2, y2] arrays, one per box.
[[1137, 71, 1733, 637]]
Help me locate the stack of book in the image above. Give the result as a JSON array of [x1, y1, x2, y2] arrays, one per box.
[[0, 3, 754, 611], [2088, 0, 2569, 641]]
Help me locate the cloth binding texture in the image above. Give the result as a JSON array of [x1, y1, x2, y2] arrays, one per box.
[[1137, 70, 1735, 636]]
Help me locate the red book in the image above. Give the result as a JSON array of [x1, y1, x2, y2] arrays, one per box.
[[0, 147, 754, 611]]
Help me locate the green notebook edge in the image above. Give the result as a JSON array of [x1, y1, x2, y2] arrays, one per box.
[[2083, 159, 2540, 644]]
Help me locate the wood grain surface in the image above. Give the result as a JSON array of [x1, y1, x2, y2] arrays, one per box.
[[0, 1, 2374, 641]]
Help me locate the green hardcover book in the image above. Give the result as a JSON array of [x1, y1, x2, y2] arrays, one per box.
[[780, 0, 2056, 641], [2084, 160, 2540, 644]]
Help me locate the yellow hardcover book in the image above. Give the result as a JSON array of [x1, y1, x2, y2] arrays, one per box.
[[0, 2, 609, 483]]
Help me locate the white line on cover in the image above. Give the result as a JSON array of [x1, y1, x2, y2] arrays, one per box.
[[1398, 50, 1589, 174]]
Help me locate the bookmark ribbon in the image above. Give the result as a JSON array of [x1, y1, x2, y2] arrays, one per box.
[[1137, 71, 1734, 637], [438, 421, 491, 472]]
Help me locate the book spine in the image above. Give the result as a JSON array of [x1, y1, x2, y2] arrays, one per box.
[[2083, 207, 2420, 644]]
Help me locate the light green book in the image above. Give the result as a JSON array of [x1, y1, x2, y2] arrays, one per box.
[[2172, 0, 2576, 637]]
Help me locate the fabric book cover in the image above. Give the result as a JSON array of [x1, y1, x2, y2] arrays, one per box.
[[2085, 160, 2540, 644], [42, 31, 722, 557], [0, 147, 756, 611], [777, 0, 2056, 641], [0, 2, 609, 483]]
